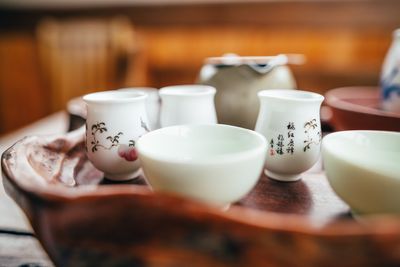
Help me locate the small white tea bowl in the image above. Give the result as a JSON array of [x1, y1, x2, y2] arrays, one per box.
[[322, 130, 400, 215], [136, 124, 267, 207]]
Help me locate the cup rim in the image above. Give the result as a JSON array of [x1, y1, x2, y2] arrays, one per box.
[[159, 85, 216, 97], [322, 130, 400, 175], [118, 87, 159, 92], [258, 89, 324, 102], [83, 90, 147, 104], [137, 124, 266, 165], [394, 28, 400, 38]]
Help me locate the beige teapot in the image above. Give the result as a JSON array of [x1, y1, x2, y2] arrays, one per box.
[[198, 54, 303, 129]]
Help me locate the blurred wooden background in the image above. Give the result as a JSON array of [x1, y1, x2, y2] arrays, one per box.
[[0, 0, 399, 134]]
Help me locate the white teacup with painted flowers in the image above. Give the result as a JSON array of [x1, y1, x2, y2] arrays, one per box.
[[83, 90, 150, 181]]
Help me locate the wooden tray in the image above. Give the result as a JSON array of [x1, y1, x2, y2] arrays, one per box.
[[2, 127, 400, 267]]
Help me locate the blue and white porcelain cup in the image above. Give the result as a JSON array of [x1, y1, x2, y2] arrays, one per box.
[[381, 28, 400, 114]]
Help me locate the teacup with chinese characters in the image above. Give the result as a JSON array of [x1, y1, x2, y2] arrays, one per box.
[[83, 90, 150, 181], [255, 89, 324, 182]]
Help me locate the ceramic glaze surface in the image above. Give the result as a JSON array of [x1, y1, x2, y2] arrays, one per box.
[[137, 124, 267, 206], [159, 85, 217, 127], [119, 87, 160, 130], [322, 130, 400, 215], [83, 90, 150, 180], [255, 89, 324, 182]]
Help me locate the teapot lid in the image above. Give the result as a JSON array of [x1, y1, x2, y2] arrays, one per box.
[[206, 54, 278, 65], [204, 54, 305, 74]]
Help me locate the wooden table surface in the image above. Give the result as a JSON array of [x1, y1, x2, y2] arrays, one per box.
[[0, 112, 68, 266]]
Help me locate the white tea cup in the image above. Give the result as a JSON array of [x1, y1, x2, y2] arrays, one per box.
[[255, 89, 324, 182], [118, 87, 160, 131], [83, 90, 150, 181], [159, 85, 217, 127]]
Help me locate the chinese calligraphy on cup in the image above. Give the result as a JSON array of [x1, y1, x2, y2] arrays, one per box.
[[255, 89, 324, 182]]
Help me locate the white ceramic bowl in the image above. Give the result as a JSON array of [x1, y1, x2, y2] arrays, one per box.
[[137, 124, 267, 206], [322, 130, 400, 215]]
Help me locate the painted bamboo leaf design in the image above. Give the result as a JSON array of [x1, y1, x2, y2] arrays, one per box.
[[140, 117, 150, 132], [303, 119, 320, 152], [304, 119, 318, 131], [90, 122, 125, 152], [106, 132, 123, 146], [87, 122, 140, 162], [129, 140, 135, 147], [92, 122, 107, 134]]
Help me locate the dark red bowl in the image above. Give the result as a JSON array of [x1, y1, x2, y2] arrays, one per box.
[[325, 86, 400, 131]]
